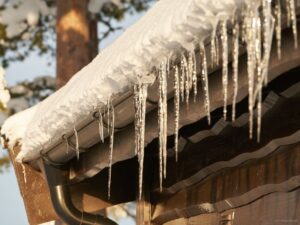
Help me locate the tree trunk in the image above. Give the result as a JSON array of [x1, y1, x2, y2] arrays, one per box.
[[56, 0, 98, 88]]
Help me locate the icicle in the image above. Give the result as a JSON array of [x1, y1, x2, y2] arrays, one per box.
[[158, 60, 168, 191], [220, 20, 229, 121], [180, 57, 186, 102], [262, 0, 272, 86], [286, 0, 292, 28], [182, 54, 191, 104], [199, 41, 211, 125], [189, 51, 198, 101], [107, 98, 115, 199], [174, 66, 180, 162], [133, 78, 149, 200], [289, 0, 298, 48], [134, 85, 140, 156], [255, 14, 263, 143], [21, 164, 27, 184], [73, 126, 79, 159], [106, 98, 111, 135], [215, 35, 220, 66], [232, 18, 240, 122], [244, 3, 257, 139], [211, 27, 217, 67], [98, 110, 104, 143], [255, 14, 275, 143], [275, 0, 282, 59]]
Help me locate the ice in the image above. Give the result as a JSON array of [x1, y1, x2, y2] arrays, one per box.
[[220, 20, 229, 121], [173, 66, 180, 162], [210, 28, 216, 68], [133, 79, 149, 199], [231, 19, 239, 122], [244, 3, 258, 139], [199, 41, 211, 125], [107, 98, 115, 199], [255, 13, 262, 143], [289, 0, 298, 48], [158, 60, 168, 191], [180, 56, 186, 102], [189, 51, 198, 101], [98, 110, 105, 143], [275, 0, 282, 59]]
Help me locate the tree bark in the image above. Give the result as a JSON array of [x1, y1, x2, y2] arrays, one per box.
[[56, 0, 98, 88]]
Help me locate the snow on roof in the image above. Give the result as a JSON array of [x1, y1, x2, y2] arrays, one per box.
[[2, 0, 297, 169], [1, 105, 37, 149], [2, 0, 245, 162]]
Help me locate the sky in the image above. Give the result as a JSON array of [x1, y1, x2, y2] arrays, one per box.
[[0, 6, 149, 225]]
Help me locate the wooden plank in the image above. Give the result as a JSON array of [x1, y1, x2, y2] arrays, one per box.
[[152, 143, 300, 224], [8, 146, 58, 225], [164, 188, 300, 225]]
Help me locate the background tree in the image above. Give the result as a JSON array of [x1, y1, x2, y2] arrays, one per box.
[[0, 0, 153, 87], [0, 0, 154, 170]]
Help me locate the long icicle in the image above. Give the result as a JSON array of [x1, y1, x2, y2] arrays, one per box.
[[215, 34, 220, 66], [211, 27, 217, 68], [232, 17, 240, 122], [199, 41, 211, 125], [275, 0, 282, 59], [244, 3, 257, 140], [108, 97, 115, 199], [220, 20, 229, 121], [262, 0, 272, 86], [182, 54, 190, 104], [134, 85, 141, 156], [134, 79, 149, 200], [286, 0, 292, 28], [180, 57, 186, 102], [174, 66, 180, 162], [255, 13, 263, 143], [158, 60, 168, 191], [289, 0, 298, 48], [190, 51, 198, 101]]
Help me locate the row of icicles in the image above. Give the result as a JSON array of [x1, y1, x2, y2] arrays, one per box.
[[63, 0, 298, 200]]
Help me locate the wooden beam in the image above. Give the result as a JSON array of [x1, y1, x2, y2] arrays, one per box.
[[151, 143, 300, 224], [8, 146, 58, 225]]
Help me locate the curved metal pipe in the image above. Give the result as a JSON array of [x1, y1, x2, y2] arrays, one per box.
[[40, 160, 117, 225]]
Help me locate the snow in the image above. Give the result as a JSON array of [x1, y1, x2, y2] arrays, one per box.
[[3, 0, 244, 161], [0, 67, 10, 109], [0, 0, 50, 38], [1, 106, 37, 150]]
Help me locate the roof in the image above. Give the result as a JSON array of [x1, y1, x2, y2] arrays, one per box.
[[1, 1, 300, 186], [2, 0, 247, 162]]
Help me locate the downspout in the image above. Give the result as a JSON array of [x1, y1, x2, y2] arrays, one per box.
[[40, 160, 117, 225]]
